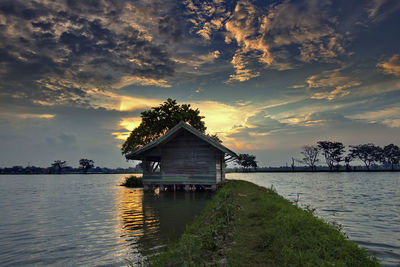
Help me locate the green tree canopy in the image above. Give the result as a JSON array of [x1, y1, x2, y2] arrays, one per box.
[[122, 99, 207, 156]]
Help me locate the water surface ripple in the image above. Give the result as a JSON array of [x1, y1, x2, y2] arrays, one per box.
[[0, 174, 212, 266], [0, 173, 398, 266]]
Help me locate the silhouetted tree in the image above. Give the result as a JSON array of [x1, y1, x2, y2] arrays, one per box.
[[349, 144, 382, 170], [79, 158, 94, 174], [382, 144, 400, 170], [208, 133, 223, 143], [317, 141, 345, 171], [122, 99, 210, 156], [236, 154, 257, 172], [51, 160, 67, 174], [300, 145, 319, 171], [344, 155, 353, 171]]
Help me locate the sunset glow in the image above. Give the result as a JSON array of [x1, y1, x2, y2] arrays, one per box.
[[118, 96, 162, 112], [0, 0, 399, 167], [119, 117, 142, 131]]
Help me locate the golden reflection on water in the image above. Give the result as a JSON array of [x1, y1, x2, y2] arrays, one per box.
[[117, 188, 161, 257], [116, 187, 214, 262]]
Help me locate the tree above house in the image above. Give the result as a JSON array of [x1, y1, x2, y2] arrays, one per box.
[[122, 99, 214, 157]]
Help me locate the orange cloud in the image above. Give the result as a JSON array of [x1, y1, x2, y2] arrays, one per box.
[[112, 132, 131, 141], [192, 100, 256, 136], [227, 52, 260, 82], [112, 117, 143, 141], [226, 140, 258, 150], [305, 68, 361, 100], [350, 106, 400, 128], [119, 96, 161, 111], [116, 75, 171, 88], [119, 117, 142, 131], [377, 54, 400, 76], [16, 114, 55, 119]]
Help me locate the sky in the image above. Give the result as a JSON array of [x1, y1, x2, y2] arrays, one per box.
[[1, 0, 400, 168]]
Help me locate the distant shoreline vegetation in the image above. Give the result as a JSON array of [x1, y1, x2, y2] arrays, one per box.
[[0, 164, 142, 175], [293, 141, 400, 172], [2, 141, 399, 174], [232, 142, 400, 173], [226, 167, 400, 173]]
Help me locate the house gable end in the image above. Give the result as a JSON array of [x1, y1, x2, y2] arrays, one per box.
[[126, 121, 238, 160]]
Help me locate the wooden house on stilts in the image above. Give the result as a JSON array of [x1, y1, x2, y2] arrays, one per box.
[[126, 121, 238, 191]]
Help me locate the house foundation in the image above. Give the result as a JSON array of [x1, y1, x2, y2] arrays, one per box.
[[143, 183, 220, 192]]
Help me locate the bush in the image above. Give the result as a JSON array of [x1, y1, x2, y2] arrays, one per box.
[[120, 175, 143, 188]]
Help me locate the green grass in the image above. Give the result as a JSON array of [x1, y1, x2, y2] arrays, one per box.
[[120, 175, 143, 188], [151, 180, 379, 266]]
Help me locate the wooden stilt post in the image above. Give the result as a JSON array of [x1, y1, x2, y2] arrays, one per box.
[[184, 184, 190, 192]]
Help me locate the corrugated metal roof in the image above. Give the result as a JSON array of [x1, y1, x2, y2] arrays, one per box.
[[126, 121, 239, 159]]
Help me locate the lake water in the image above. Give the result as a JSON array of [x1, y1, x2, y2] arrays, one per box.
[[228, 172, 400, 266], [0, 174, 213, 266], [0, 173, 399, 266]]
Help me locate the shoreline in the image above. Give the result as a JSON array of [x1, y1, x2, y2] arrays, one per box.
[[2, 169, 400, 175], [227, 169, 400, 173], [150, 180, 379, 266], [0, 172, 143, 175]]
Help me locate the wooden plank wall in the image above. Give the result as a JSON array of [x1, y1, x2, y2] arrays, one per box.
[[216, 153, 221, 183], [160, 130, 218, 181], [216, 152, 225, 182]]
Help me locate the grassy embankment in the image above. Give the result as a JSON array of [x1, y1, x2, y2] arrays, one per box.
[[120, 175, 143, 188], [151, 180, 379, 266]]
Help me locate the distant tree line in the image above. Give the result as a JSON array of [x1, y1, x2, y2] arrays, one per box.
[[297, 141, 400, 171], [0, 158, 141, 175]]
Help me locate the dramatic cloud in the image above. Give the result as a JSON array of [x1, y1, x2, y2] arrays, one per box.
[[184, 0, 229, 40], [0, 0, 177, 107], [227, 52, 261, 82], [262, 0, 345, 63], [350, 106, 400, 128], [304, 68, 361, 100], [1, 0, 399, 167], [223, 0, 347, 81], [224, 1, 273, 81], [182, 0, 349, 82]]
